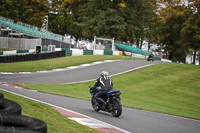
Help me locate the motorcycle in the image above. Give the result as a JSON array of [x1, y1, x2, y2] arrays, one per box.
[[89, 86, 122, 117], [147, 56, 154, 61]]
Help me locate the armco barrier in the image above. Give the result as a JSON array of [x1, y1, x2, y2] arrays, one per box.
[[0, 51, 65, 63]]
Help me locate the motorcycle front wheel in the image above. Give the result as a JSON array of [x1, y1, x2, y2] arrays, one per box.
[[110, 100, 122, 117], [91, 98, 100, 111]]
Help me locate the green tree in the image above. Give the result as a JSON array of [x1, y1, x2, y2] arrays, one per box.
[[181, 0, 200, 64], [129, 0, 156, 49], [48, 0, 87, 38], [157, 1, 189, 62], [74, 0, 126, 41], [0, 0, 49, 27]]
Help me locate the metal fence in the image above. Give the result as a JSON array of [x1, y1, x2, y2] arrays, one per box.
[[0, 16, 70, 43]]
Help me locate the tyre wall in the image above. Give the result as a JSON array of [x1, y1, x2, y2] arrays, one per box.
[[0, 93, 47, 133], [0, 51, 65, 63]]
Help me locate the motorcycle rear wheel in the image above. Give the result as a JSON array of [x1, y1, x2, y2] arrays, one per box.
[[91, 98, 100, 111], [110, 100, 122, 117]]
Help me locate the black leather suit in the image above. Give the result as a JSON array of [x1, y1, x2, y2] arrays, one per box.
[[92, 75, 113, 98]]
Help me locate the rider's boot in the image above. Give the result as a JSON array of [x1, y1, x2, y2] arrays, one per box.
[[94, 97, 106, 108]]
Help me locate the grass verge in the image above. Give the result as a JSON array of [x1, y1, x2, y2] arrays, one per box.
[[19, 63, 200, 120], [0, 55, 136, 72], [0, 90, 98, 133]]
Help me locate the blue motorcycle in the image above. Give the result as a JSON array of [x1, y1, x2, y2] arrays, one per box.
[[89, 86, 122, 117]]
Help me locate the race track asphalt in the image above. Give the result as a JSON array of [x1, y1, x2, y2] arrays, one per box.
[[0, 60, 162, 84], [0, 60, 200, 133]]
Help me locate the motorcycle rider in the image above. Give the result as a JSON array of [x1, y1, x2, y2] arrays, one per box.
[[149, 52, 154, 59], [91, 71, 113, 108]]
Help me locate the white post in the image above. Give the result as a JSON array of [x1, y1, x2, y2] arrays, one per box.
[[46, 16, 48, 31], [112, 38, 115, 51], [0, 24, 1, 36], [94, 36, 96, 50]]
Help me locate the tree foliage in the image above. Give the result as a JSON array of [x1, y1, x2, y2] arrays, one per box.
[[0, 0, 49, 27], [0, 0, 199, 64], [181, 0, 200, 64]]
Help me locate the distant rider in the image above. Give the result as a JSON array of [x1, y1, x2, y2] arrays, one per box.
[[149, 52, 154, 59], [91, 71, 113, 106]]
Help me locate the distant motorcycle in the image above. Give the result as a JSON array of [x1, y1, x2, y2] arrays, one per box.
[[147, 56, 154, 61], [89, 86, 122, 117]]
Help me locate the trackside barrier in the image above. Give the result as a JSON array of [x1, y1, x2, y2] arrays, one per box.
[[154, 57, 161, 61], [0, 49, 145, 57], [61, 48, 72, 56], [71, 49, 83, 56], [1, 48, 163, 61], [42, 48, 48, 52], [55, 48, 62, 51], [161, 59, 172, 62], [119, 51, 122, 56], [84, 50, 93, 55], [0, 93, 47, 133], [3, 50, 17, 55], [29, 49, 35, 53], [104, 50, 113, 55], [113, 51, 119, 56], [17, 50, 29, 54], [93, 50, 104, 55], [0, 51, 65, 63]]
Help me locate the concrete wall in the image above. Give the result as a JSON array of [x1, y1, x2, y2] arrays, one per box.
[[0, 37, 41, 49]]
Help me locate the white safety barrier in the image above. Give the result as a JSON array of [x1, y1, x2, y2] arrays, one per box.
[[3, 50, 17, 55], [113, 51, 119, 56], [55, 48, 62, 51], [161, 59, 172, 62], [29, 49, 35, 53], [71, 49, 83, 56], [93, 50, 104, 55]]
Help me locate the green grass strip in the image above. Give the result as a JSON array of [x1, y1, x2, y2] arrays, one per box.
[[0, 90, 98, 133], [0, 55, 137, 72], [19, 63, 200, 120]]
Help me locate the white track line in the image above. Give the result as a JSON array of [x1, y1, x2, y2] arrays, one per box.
[[0, 87, 131, 133], [60, 64, 154, 84], [0, 60, 119, 75]]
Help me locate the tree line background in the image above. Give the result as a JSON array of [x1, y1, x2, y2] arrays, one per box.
[[0, 0, 199, 64]]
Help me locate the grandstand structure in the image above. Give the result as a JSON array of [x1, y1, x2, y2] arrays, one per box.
[[0, 16, 71, 49], [0, 16, 150, 57]]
